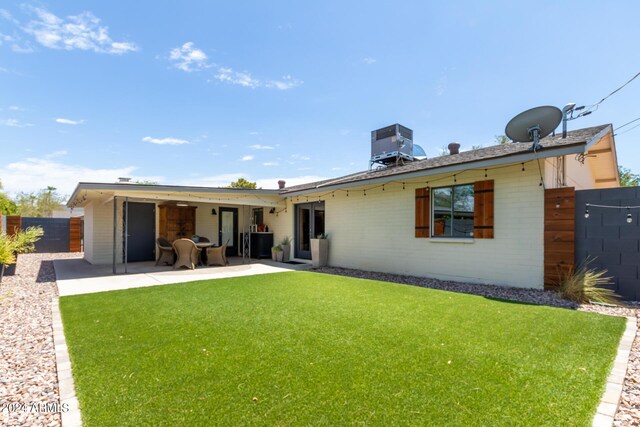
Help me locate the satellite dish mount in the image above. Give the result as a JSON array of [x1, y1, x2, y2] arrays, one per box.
[[505, 106, 563, 151]]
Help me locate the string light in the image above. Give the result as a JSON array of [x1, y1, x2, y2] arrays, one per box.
[[346, 190, 349, 197], [382, 184, 385, 191], [627, 208, 633, 224], [402, 182, 405, 190], [484, 169, 488, 178], [453, 174, 457, 183], [521, 163, 525, 172], [363, 189, 367, 196]]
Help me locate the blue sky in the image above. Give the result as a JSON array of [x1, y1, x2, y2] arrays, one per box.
[[1, 1, 639, 196]]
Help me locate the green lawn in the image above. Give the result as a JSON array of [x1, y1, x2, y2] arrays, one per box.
[[59, 272, 625, 426]]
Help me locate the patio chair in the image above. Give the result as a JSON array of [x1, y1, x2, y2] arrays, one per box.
[[172, 238, 199, 270], [155, 237, 175, 266], [206, 240, 229, 266]]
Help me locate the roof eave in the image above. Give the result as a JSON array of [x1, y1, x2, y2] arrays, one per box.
[[281, 142, 588, 196], [66, 182, 281, 207]]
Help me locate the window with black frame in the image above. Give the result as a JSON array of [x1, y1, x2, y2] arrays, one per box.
[[432, 184, 474, 237]]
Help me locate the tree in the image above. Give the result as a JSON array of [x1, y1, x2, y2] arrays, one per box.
[[15, 186, 66, 217], [0, 180, 18, 215], [494, 135, 509, 145], [228, 178, 257, 189], [619, 166, 640, 187]]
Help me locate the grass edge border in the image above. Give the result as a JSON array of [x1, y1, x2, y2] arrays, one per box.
[[52, 297, 83, 427], [593, 315, 637, 427]]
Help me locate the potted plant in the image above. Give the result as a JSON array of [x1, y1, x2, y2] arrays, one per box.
[[279, 236, 293, 263], [271, 244, 283, 262], [0, 233, 17, 283], [310, 232, 329, 267], [0, 226, 44, 283]]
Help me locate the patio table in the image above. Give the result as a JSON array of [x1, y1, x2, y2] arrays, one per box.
[[194, 242, 215, 265]]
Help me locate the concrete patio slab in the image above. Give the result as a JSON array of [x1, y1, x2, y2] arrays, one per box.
[[54, 255, 312, 296]]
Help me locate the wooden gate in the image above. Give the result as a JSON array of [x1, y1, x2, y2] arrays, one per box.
[[544, 187, 575, 290]]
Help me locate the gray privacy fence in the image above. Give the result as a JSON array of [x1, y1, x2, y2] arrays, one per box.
[[22, 217, 70, 253], [1, 215, 82, 253], [575, 187, 640, 301]]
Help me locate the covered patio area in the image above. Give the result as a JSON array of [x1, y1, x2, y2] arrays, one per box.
[[66, 182, 294, 272], [54, 254, 311, 296]]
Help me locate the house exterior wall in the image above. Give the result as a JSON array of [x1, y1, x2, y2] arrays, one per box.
[[565, 155, 596, 190], [83, 203, 94, 263], [305, 164, 545, 289], [84, 199, 122, 265]]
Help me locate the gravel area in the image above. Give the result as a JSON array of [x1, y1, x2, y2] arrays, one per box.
[[1, 255, 638, 425], [316, 266, 640, 426], [0, 253, 77, 427]]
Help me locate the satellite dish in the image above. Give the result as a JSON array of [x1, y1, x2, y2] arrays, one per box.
[[505, 106, 562, 150], [413, 144, 427, 160]]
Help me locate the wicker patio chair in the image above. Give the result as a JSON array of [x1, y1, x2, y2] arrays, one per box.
[[206, 240, 229, 266], [155, 237, 175, 266], [172, 238, 199, 270]]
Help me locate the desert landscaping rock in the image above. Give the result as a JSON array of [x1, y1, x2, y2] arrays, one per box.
[[1, 253, 77, 427], [317, 266, 640, 426]]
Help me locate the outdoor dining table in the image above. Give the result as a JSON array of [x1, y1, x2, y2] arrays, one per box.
[[194, 241, 216, 265]]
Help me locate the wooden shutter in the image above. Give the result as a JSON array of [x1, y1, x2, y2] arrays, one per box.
[[473, 180, 494, 239], [415, 187, 430, 238]]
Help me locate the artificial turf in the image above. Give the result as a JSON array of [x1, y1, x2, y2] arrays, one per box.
[[59, 272, 626, 426]]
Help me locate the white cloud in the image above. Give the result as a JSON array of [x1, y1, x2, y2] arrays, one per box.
[[249, 144, 274, 150], [169, 42, 209, 72], [142, 136, 189, 145], [265, 75, 303, 90], [291, 154, 311, 161], [55, 117, 84, 125], [240, 155, 254, 161], [215, 67, 260, 88], [249, 131, 262, 135], [1, 118, 33, 127], [21, 7, 138, 54], [0, 31, 32, 53], [262, 162, 279, 166], [435, 74, 448, 96], [8, 105, 24, 111], [0, 155, 161, 195], [363, 57, 376, 65], [169, 41, 302, 90]]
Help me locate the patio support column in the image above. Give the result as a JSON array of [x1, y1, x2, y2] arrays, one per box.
[[124, 197, 129, 274], [112, 196, 117, 275]]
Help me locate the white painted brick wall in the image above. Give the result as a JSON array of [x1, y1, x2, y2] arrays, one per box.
[[297, 165, 545, 289]]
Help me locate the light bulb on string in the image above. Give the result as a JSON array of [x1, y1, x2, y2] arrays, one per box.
[[627, 208, 633, 224]]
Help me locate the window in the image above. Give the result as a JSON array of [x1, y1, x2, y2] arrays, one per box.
[[432, 184, 474, 237]]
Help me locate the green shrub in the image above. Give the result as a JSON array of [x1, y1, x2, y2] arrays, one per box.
[[559, 259, 620, 305]]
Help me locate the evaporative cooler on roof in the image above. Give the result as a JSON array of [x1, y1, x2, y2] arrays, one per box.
[[369, 124, 415, 170]]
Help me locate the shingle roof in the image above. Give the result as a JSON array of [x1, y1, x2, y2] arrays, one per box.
[[281, 124, 611, 194]]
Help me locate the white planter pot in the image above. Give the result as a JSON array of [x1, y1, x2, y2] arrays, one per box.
[[310, 239, 329, 267]]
